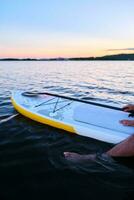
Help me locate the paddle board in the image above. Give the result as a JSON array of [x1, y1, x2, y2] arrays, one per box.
[[11, 91, 134, 144]]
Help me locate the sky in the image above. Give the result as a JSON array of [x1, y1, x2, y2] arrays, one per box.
[[0, 0, 134, 58]]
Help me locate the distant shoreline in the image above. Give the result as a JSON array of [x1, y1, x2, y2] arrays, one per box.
[[1, 53, 134, 61]]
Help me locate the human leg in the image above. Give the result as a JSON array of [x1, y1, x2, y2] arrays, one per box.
[[106, 134, 134, 157], [64, 134, 134, 162]]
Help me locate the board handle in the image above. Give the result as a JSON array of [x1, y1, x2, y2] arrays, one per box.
[[22, 91, 134, 116]]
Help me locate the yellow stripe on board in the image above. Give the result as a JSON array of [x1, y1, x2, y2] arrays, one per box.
[[11, 97, 76, 134]]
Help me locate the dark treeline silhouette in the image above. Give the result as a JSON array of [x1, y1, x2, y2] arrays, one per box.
[[1, 53, 134, 61], [69, 54, 134, 60]]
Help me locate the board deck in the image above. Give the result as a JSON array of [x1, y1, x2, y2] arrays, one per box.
[[11, 91, 134, 144]]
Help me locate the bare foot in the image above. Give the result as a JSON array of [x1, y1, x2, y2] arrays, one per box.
[[64, 152, 96, 163], [120, 120, 134, 126]]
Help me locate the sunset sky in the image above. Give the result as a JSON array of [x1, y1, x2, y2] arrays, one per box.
[[1, 0, 134, 58]]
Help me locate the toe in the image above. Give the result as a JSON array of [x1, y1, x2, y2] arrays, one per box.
[[64, 152, 71, 157]]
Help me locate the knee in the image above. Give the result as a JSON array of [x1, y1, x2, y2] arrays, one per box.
[[129, 134, 134, 141]]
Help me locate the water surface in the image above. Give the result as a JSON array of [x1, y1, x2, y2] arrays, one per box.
[[0, 61, 134, 200]]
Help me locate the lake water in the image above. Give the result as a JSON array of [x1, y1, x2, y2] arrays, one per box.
[[0, 61, 134, 200]]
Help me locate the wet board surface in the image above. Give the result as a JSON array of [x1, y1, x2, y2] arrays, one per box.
[[11, 91, 134, 144]]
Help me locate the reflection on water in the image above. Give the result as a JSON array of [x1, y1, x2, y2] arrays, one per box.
[[0, 61, 134, 199], [0, 61, 134, 104]]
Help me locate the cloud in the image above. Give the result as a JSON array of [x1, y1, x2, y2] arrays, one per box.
[[107, 48, 134, 51]]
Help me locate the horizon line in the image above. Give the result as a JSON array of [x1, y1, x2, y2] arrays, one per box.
[[0, 52, 134, 60]]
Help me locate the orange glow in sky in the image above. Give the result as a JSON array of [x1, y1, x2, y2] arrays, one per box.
[[1, 1, 134, 58]]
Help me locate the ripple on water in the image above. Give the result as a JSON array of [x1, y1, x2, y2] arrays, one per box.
[[0, 61, 134, 199]]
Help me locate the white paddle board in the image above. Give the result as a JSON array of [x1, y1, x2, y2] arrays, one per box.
[[11, 91, 134, 144]]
